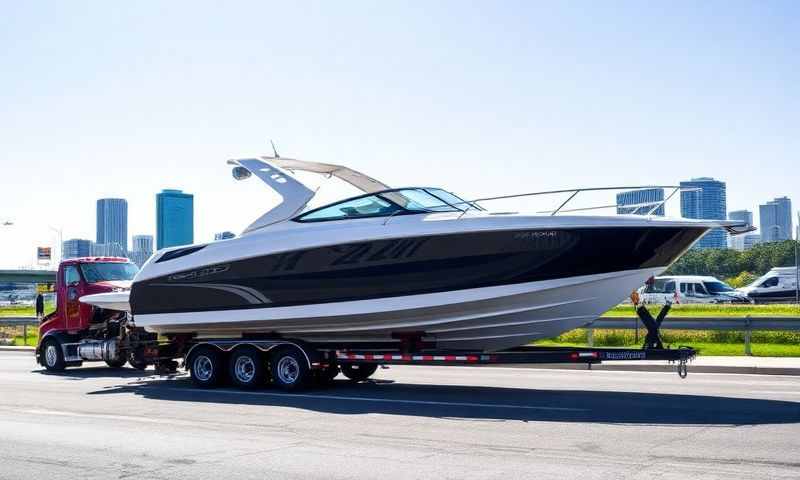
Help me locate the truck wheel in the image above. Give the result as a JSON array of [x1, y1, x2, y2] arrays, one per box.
[[341, 363, 378, 382], [105, 358, 127, 369], [189, 346, 225, 388], [228, 346, 267, 389], [42, 338, 66, 372], [270, 347, 309, 392]]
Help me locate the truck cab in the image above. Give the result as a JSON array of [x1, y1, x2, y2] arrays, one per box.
[[36, 257, 144, 371]]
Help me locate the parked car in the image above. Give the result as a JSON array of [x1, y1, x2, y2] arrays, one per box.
[[638, 275, 752, 304], [737, 267, 798, 304]]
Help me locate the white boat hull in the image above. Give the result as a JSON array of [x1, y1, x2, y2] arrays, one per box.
[[133, 266, 662, 351]]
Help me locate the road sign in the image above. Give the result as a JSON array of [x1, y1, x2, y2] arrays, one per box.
[[37, 247, 52, 262]]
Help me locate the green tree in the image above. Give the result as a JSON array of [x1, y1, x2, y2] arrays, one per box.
[[725, 271, 757, 288], [666, 240, 798, 279]]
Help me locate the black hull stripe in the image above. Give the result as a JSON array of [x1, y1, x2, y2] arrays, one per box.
[[131, 226, 706, 315]]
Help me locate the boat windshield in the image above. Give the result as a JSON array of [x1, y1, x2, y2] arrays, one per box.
[[296, 188, 473, 222], [381, 189, 463, 213], [79, 262, 139, 283], [424, 188, 481, 211]]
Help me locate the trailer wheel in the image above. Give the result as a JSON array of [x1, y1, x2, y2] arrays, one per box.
[[105, 358, 127, 369], [229, 346, 267, 389], [270, 347, 309, 392], [341, 363, 377, 382], [41, 338, 66, 372], [128, 355, 149, 371], [315, 363, 340, 385], [188, 346, 225, 388]]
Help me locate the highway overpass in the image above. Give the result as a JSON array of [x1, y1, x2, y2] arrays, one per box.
[[0, 270, 56, 284]]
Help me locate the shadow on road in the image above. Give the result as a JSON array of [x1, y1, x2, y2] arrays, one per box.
[[85, 375, 800, 426], [33, 366, 167, 380]]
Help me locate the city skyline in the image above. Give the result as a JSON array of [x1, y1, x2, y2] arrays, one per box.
[[10, 179, 798, 267]]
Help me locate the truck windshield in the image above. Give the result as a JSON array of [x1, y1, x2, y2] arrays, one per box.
[[79, 263, 139, 283]]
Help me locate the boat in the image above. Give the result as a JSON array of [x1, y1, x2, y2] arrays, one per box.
[[82, 156, 749, 351]]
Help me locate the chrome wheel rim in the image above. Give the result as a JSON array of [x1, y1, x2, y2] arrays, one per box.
[[45, 345, 58, 367], [234, 355, 256, 384], [276, 356, 299, 385], [194, 355, 214, 382]]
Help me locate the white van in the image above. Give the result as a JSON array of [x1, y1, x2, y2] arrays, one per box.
[[738, 267, 798, 304], [638, 275, 751, 304]]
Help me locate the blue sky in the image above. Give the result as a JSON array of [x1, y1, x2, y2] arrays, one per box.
[[1, 1, 798, 267]]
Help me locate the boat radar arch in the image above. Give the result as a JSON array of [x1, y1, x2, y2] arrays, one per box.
[[228, 156, 391, 235]]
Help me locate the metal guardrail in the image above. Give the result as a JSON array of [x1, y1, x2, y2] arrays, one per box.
[[0, 316, 38, 346], [586, 316, 800, 355], [591, 316, 800, 331], [3, 315, 799, 354]]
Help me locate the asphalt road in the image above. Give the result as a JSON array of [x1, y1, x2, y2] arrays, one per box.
[[1, 351, 799, 480]]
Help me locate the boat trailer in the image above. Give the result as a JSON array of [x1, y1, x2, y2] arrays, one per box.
[[172, 303, 694, 390], [337, 303, 695, 379]]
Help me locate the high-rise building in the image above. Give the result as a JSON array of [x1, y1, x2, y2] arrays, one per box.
[[680, 177, 727, 249], [729, 209, 753, 228], [157, 189, 194, 249], [616, 188, 665, 216], [96, 198, 128, 253], [729, 233, 761, 251], [759, 197, 793, 243], [214, 231, 236, 241], [131, 234, 154, 267], [62, 239, 91, 259]]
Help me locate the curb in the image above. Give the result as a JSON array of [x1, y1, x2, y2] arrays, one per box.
[[0, 346, 35, 352], [504, 363, 800, 376]]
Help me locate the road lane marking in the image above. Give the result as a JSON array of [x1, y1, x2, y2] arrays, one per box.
[[157, 387, 588, 412], [752, 390, 800, 396]]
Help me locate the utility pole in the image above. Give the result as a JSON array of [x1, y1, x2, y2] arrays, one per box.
[[48, 225, 63, 266], [796, 212, 799, 305]]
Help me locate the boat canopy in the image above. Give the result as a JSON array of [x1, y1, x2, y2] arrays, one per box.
[[228, 157, 392, 234]]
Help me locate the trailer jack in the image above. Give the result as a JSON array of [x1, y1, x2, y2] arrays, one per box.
[[636, 302, 672, 350], [635, 303, 695, 378]]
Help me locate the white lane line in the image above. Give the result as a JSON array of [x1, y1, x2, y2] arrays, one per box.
[[158, 387, 588, 412], [753, 390, 800, 396]]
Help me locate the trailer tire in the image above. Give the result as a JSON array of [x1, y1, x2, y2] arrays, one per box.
[[341, 363, 377, 382], [188, 346, 225, 388], [105, 358, 127, 369], [270, 347, 309, 392], [229, 346, 267, 389], [315, 363, 339, 385], [41, 338, 66, 372], [128, 356, 149, 371]]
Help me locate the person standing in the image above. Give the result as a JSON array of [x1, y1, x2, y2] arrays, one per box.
[[35, 293, 44, 320]]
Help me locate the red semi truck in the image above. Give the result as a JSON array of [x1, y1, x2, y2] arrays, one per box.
[[36, 257, 157, 372], [35, 258, 696, 389]]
